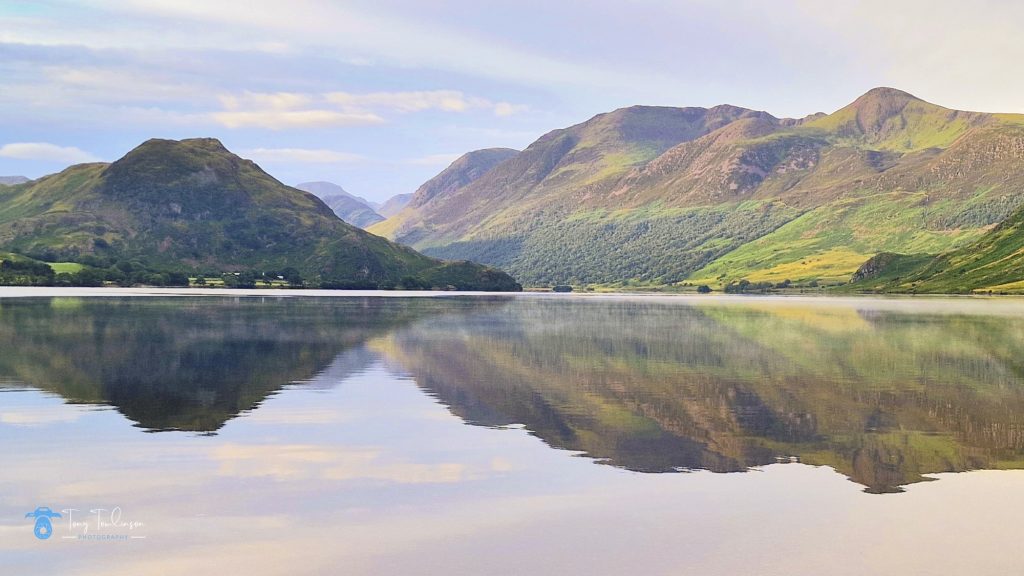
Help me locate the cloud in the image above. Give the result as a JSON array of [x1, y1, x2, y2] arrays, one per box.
[[493, 102, 529, 117], [45, 0, 687, 97], [241, 147, 367, 164], [407, 153, 462, 166], [326, 90, 525, 116], [0, 142, 100, 163], [212, 109, 383, 129], [212, 91, 385, 129], [210, 89, 526, 130]]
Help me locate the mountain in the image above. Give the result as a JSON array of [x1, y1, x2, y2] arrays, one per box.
[[321, 194, 384, 228], [294, 180, 376, 207], [0, 176, 29, 186], [0, 138, 521, 290], [370, 88, 1024, 289], [377, 193, 412, 217], [319, 194, 384, 228], [294, 181, 384, 228], [369, 147, 519, 240]]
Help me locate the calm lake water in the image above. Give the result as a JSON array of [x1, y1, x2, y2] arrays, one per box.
[[3, 291, 1024, 574]]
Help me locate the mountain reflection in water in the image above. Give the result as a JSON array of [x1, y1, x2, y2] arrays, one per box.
[[3, 295, 1024, 493]]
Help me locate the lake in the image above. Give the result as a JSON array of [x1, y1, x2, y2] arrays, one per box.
[[3, 290, 1024, 575]]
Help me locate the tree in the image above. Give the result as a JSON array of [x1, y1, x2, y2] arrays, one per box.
[[281, 267, 303, 287], [236, 271, 257, 289], [697, 284, 712, 294], [74, 269, 105, 287], [398, 275, 430, 290], [165, 271, 190, 287]]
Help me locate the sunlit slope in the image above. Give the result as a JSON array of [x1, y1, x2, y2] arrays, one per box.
[[850, 200, 1024, 293], [373, 88, 1024, 288]]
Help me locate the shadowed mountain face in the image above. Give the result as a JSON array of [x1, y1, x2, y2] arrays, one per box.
[[0, 296, 507, 432], [371, 88, 1024, 290], [376, 298, 1024, 493]]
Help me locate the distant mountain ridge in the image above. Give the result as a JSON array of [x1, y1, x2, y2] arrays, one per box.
[[378, 193, 412, 218], [295, 181, 385, 228], [0, 176, 29, 186], [0, 138, 521, 290], [370, 88, 1024, 291]]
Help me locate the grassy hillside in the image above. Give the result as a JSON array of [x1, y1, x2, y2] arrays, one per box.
[[849, 201, 1024, 293], [0, 138, 520, 290], [372, 88, 1024, 290]]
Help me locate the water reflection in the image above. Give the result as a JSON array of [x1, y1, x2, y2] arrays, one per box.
[[378, 299, 1024, 493], [2, 296, 1024, 493], [0, 296, 504, 432]]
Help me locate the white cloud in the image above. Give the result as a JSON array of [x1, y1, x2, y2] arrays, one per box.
[[327, 90, 526, 117], [494, 102, 529, 117], [220, 91, 312, 111], [327, 90, 478, 115], [211, 89, 526, 130], [0, 142, 100, 163], [212, 109, 383, 129], [212, 91, 385, 128], [241, 147, 366, 164], [47, 66, 200, 103], [42, 0, 639, 91]]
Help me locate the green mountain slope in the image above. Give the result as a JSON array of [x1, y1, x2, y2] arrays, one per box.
[[372, 88, 1024, 289], [295, 181, 385, 228], [0, 138, 520, 290], [849, 201, 1024, 293]]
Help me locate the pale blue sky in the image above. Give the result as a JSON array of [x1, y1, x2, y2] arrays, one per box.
[[2, 0, 1022, 201]]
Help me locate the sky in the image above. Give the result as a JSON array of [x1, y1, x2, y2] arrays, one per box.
[[2, 0, 1023, 202]]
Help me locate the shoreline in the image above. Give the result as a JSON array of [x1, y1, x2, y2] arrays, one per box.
[[2, 286, 1024, 314]]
